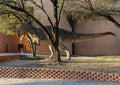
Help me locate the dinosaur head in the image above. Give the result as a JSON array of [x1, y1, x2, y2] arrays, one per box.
[[17, 23, 36, 40], [17, 23, 40, 44], [17, 24, 27, 42], [17, 23, 26, 38]]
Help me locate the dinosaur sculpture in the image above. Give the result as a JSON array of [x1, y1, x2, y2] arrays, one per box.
[[17, 23, 115, 60]]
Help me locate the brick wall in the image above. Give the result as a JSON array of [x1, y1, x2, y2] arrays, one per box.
[[0, 66, 120, 82], [0, 55, 19, 62], [0, 33, 19, 52]]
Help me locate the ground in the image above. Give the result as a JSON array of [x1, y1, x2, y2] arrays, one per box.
[[37, 56, 120, 74], [0, 55, 120, 74]]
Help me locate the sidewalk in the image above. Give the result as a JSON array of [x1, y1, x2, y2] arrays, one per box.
[[0, 52, 32, 56], [0, 78, 120, 85]]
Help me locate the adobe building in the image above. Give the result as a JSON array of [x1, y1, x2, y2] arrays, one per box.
[[0, 0, 120, 56]]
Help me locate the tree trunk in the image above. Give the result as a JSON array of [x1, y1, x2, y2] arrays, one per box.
[[27, 34, 37, 57], [31, 44, 36, 57], [54, 45, 61, 62]]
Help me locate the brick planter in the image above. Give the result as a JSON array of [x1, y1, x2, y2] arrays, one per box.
[[0, 66, 120, 82]]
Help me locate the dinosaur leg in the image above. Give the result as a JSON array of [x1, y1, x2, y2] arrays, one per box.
[[48, 45, 54, 60], [59, 44, 70, 60]]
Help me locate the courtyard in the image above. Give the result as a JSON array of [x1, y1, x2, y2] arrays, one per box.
[[0, 54, 120, 74]]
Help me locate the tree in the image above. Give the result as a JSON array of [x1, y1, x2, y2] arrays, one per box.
[[0, 13, 19, 35], [26, 32, 40, 57], [64, 0, 120, 28], [0, 0, 65, 62], [0, 0, 38, 57]]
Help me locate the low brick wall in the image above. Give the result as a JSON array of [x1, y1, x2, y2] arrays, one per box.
[[0, 66, 120, 82], [0, 55, 19, 62]]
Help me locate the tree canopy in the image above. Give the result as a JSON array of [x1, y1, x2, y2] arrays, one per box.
[[0, 0, 34, 35], [0, 15, 17, 35], [64, 0, 120, 27]]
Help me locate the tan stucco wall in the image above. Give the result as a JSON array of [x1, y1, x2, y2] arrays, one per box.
[[75, 19, 119, 56]]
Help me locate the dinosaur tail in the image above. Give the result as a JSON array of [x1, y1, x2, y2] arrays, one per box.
[[71, 32, 115, 43]]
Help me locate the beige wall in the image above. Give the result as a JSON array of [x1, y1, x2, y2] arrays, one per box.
[[75, 19, 119, 56]]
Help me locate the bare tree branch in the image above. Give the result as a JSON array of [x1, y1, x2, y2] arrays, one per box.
[[0, 10, 22, 23], [21, 0, 25, 9], [27, 0, 54, 28], [78, 0, 91, 9], [58, 0, 65, 23]]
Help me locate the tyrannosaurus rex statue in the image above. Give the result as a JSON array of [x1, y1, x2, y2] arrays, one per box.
[[17, 23, 115, 60]]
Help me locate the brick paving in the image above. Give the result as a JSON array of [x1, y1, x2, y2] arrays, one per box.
[[0, 66, 120, 82]]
